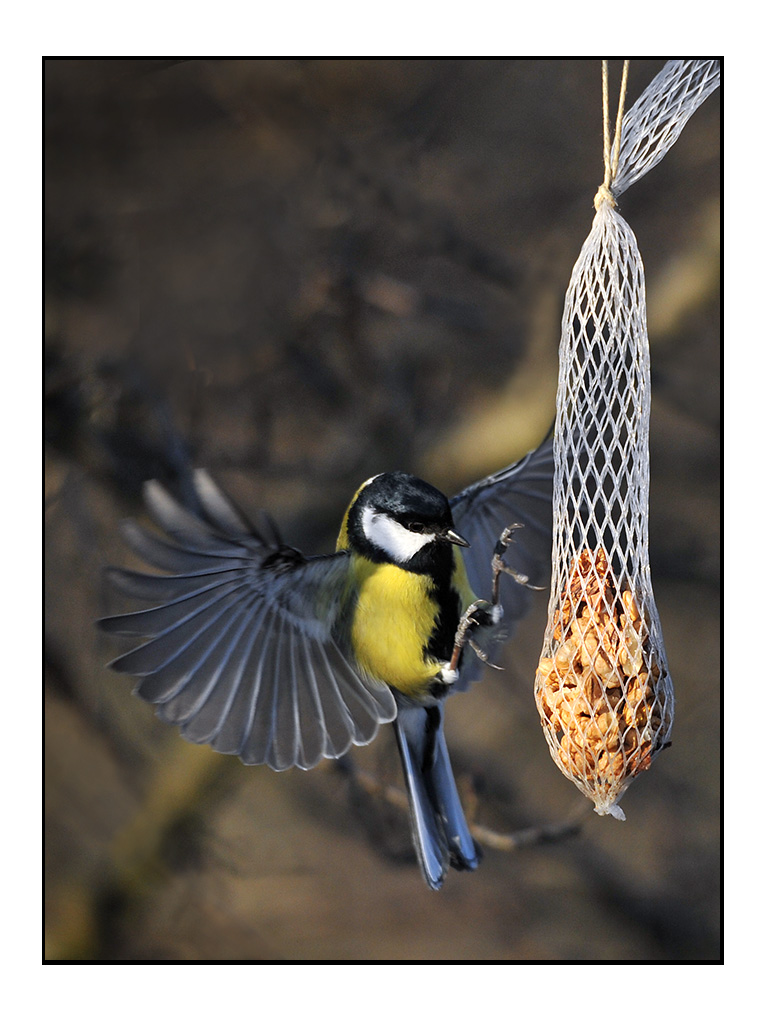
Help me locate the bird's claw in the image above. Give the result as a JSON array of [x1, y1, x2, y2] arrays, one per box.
[[491, 524, 543, 604], [448, 599, 494, 673], [467, 638, 504, 671], [449, 525, 541, 674]]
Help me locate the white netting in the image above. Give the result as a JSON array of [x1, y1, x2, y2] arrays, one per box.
[[611, 59, 721, 197], [534, 60, 720, 820]]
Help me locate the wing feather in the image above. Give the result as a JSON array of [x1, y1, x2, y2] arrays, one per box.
[[100, 578, 248, 640], [178, 602, 269, 745], [450, 436, 553, 612], [292, 637, 329, 768], [209, 608, 277, 757], [240, 611, 288, 767], [450, 436, 553, 687], [191, 469, 256, 537], [144, 593, 260, 711], [100, 473, 397, 769], [119, 519, 241, 574], [104, 565, 245, 603]]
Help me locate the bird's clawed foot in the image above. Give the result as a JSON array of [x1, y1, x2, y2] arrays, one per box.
[[447, 524, 544, 677], [491, 524, 543, 605], [448, 599, 503, 675]]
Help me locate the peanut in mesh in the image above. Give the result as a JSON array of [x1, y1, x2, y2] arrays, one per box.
[[535, 548, 669, 802]]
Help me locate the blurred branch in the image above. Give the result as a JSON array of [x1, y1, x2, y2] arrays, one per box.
[[338, 758, 582, 853]]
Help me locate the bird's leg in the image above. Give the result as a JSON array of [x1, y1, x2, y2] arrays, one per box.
[[446, 598, 506, 677], [447, 598, 494, 675], [447, 534, 527, 673], [491, 524, 544, 605], [447, 525, 544, 678]]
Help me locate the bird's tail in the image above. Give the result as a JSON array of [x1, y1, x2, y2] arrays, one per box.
[[394, 704, 481, 890]]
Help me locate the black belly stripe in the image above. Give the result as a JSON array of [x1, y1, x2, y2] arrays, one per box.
[[424, 569, 463, 665]]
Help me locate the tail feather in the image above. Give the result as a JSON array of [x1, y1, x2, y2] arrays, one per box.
[[394, 704, 481, 890], [430, 719, 482, 873]]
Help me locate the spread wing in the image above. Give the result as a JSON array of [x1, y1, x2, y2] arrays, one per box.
[[450, 436, 553, 685], [98, 470, 396, 771]]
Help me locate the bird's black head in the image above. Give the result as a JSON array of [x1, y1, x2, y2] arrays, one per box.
[[343, 472, 468, 569]]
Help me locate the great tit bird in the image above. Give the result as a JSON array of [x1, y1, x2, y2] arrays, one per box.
[[99, 438, 552, 889]]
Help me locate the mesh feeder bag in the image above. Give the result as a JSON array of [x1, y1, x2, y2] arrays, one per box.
[[535, 60, 720, 820]]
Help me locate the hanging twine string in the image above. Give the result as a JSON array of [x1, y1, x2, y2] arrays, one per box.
[[594, 60, 630, 210]]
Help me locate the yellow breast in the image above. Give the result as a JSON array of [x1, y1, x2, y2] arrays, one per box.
[[349, 559, 440, 696], [347, 554, 477, 699]]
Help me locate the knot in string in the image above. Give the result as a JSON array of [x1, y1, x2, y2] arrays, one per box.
[[594, 181, 617, 210]]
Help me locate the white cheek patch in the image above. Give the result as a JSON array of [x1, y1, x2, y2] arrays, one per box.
[[361, 507, 434, 563]]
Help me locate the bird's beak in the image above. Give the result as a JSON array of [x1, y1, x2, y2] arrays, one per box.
[[444, 527, 470, 548]]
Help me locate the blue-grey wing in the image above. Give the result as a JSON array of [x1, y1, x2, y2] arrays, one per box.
[[450, 436, 553, 686], [99, 471, 396, 770]]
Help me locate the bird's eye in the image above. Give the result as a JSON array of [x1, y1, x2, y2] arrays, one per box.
[[408, 521, 426, 534]]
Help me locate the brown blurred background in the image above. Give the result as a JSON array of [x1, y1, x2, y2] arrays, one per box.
[[44, 58, 720, 962]]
